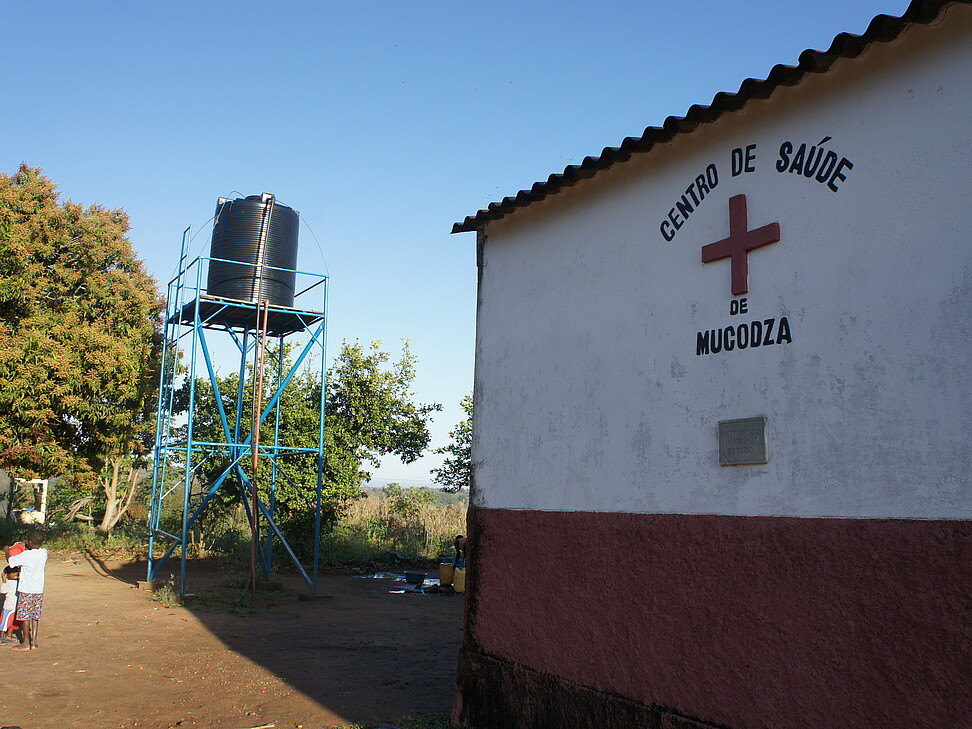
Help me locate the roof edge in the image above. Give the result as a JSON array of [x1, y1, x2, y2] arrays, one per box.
[[452, 0, 965, 234]]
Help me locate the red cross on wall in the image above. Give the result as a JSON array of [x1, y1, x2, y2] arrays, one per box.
[[701, 194, 780, 296]]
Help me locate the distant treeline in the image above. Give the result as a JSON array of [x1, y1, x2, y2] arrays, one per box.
[[362, 485, 468, 508]]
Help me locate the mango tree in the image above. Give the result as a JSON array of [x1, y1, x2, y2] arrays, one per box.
[[0, 164, 164, 533]]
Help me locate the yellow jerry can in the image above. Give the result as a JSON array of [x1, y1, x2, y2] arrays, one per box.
[[453, 566, 466, 594]]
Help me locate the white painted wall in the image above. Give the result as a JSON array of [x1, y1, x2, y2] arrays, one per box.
[[471, 7, 972, 520]]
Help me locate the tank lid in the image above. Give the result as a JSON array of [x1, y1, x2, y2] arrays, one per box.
[[240, 193, 276, 204]]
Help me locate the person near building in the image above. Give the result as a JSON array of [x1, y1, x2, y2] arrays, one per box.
[[8, 530, 47, 651], [0, 565, 21, 642]]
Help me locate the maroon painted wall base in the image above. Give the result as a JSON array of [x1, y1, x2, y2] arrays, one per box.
[[455, 507, 972, 729]]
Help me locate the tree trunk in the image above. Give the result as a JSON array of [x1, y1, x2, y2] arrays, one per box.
[[66, 496, 96, 522], [196, 511, 208, 558], [98, 457, 142, 535]]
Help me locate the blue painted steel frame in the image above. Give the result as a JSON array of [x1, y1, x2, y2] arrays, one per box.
[[148, 242, 328, 595]]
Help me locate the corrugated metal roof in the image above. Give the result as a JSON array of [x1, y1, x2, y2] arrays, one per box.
[[452, 0, 967, 234]]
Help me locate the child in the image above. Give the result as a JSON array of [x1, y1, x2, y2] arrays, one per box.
[[0, 566, 21, 642], [8, 530, 47, 651], [2, 539, 26, 644]]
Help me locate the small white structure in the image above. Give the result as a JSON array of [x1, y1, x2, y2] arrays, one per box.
[[13, 478, 48, 524], [452, 2, 972, 728]]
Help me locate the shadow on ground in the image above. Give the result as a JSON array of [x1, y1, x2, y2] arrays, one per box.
[[99, 557, 464, 725]]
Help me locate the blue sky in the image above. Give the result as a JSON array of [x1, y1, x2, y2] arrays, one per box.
[[5, 0, 910, 485]]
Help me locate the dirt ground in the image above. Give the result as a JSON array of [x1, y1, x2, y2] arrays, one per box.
[[0, 553, 465, 729]]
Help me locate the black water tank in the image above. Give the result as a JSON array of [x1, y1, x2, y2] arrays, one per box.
[[207, 194, 299, 307]]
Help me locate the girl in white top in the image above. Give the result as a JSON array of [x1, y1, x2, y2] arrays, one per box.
[[8, 530, 47, 651]]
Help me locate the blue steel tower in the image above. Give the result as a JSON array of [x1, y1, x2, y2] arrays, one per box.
[[148, 194, 328, 594]]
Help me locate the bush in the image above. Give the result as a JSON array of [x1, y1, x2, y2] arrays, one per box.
[[3, 482, 467, 572], [0, 519, 26, 548], [321, 486, 466, 565], [43, 520, 145, 556]]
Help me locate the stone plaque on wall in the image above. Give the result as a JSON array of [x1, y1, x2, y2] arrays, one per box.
[[718, 417, 768, 465]]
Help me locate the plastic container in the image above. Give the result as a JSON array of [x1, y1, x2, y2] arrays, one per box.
[[404, 571, 426, 585], [439, 563, 454, 586], [207, 194, 299, 307], [453, 566, 466, 594]]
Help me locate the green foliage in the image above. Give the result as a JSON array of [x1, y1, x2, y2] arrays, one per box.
[[42, 519, 145, 556], [38, 486, 466, 569], [173, 346, 326, 523], [360, 485, 468, 507], [0, 518, 26, 548], [383, 482, 436, 518], [326, 340, 442, 474], [184, 574, 298, 615], [0, 164, 164, 487], [44, 477, 90, 518], [323, 488, 466, 564], [152, 576, 182, 608], [379, 482, 436, 552], [174, 339, 441, 560], [431, 394, 472, 493], [150, 571, 297, 615]]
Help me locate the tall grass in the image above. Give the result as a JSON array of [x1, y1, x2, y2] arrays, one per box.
[[323, 491, 467, 565], [36, 520, 146, 557], [39, 487, 468, 568]]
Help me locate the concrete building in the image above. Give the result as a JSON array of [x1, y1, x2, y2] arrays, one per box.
[[451, 1, 971, 727]]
